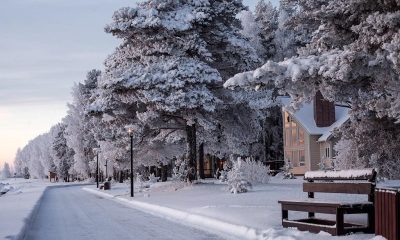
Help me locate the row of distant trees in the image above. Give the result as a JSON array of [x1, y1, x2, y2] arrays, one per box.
[[14, 0, 400, 180], [13, 0, 289, 181]]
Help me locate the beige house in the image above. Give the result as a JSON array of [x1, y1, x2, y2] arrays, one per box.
[[281, 93, 349, 175]]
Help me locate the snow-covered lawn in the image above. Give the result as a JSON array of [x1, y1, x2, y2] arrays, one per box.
[[83, 176, 394, 240], [0, 178, 76, 240]]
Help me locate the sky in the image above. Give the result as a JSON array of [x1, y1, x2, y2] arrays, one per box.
[[0, 0, 275, 168]]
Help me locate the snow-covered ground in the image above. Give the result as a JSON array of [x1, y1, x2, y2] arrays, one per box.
[[83, 176, 394, 240], [1, 176, 395, 240], [0, 178, 81, 240]]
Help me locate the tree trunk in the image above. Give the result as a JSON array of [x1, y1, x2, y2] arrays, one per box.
[[161, 164, 168, 182], [198, 143, 205, 179], [119, 170, 124, 183], [186, 123, 197, 181]]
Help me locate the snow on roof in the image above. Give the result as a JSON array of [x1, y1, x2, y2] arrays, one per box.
[[280, 97, 349, 142]]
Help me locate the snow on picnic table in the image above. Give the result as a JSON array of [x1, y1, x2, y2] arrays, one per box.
[[87, 176, 384, 240]]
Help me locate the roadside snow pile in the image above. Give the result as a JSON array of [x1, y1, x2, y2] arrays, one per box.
[[0, 182, 14, 195]]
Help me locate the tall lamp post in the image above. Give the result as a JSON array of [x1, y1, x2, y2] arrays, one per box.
[[128, 128, 134, 197], [94, 147, 100, 188], [104, 160, 108, 180]]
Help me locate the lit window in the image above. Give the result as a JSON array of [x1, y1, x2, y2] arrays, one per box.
[[299, 150, 305, 166], [299, 128, 304, 145]]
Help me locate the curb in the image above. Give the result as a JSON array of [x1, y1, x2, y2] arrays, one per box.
[[83, 187, 261, 240]]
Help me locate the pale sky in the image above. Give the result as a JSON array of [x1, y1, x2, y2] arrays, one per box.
[[0, 0, 273, 168]]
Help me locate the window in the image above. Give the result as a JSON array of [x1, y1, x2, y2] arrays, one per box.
[[299, 128, 304, 145], [325, 147, 330, 158], [285, 129, 291, 146], [291, 128, 297, 146], [299, 150, 305, 166], [285, 150, 292, 163]]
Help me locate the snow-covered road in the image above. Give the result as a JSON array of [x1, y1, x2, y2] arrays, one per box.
[[23, 185, 225, 240]]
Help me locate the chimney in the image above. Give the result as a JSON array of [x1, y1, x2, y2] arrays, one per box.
[[314, 91, 335, 127]]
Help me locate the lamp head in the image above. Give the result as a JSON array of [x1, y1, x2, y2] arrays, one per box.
[[128, 127, 133, 136]]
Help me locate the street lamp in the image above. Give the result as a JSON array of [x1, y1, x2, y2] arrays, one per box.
[[93, 147, 100, 188], [128, 128, 134, 197], [104, 160, 108, 180]]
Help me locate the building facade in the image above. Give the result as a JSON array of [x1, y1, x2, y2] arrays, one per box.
[[282, 93, 349, 175]]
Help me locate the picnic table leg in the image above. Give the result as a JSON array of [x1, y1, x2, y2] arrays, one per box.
[[308, 192, 315, 218], [367, 208, 374, 233], [282, 209, 288, 222], [336, 208, 344, 235]]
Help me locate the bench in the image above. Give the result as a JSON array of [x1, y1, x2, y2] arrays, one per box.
[[278, 169, 376, 236]]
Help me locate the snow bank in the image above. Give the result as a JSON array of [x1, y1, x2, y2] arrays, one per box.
[[83, 187, 258, 239], [0, 182, 14, 195], [83, 179, 378, 240], [0, 179, 75, 240]]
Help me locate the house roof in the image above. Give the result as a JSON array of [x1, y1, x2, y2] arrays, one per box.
[[280, 97, 350, 142]]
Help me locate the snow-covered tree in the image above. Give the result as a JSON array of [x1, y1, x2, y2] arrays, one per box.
[[254, 0, 278, 60], [51, 123, 75, 181], [14, 148, 24, 177], [1, 163, 11, 179], [225, 0, 400, 178], [240, 10, 265, 58], [93, 0, 261, 181], [65, 70, 100, 178]]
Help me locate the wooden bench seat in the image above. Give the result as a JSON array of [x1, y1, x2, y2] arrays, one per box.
[[278, 169, 376, 236]]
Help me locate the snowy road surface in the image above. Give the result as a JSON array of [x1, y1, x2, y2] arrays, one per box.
[[24, 185, 225, 240]]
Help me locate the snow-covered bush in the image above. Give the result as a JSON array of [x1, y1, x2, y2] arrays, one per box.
[[216, 159, 233, 182], [136, 174, 149, 192], [227, 158, 252, 194], [280, 161, 295, 179], [1, 163, 11, 179], [244, 158, 270, 184], [148, 173, 159, 184], [172, 158, 189, 182], [227, 157, 270, 194]]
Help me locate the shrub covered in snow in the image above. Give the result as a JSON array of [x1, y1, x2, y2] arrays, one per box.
[[172, 158, 190, 182], [1, 163, 12, 179], [227, 157, 270, 194], [227, 158, 252, 194]]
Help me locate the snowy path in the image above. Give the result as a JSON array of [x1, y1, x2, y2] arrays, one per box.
[[23, 185, 225, 240]]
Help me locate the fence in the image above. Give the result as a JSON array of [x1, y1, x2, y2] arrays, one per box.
[[375, 187, 400, 240]]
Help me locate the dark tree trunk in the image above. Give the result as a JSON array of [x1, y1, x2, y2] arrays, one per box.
[[186, 124, 197, 181], [198, 143, 205, 179], [119, 170, 124, 183], [161, 164, 168, 182]]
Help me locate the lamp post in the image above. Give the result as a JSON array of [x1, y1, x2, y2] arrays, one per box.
[[94, 147, 100, 188], [128, 128, 134, 197], [104, 160, 108, 180]]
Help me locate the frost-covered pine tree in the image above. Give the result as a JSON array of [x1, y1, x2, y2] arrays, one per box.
[[51, 123, 75, 181], [1, 163, 11, 179], [254, 0, 278, 60], [65, 70, 100, 178], [240, 10, 265, 58], [225, 0, 400, 179], [95, 0, 260, 181]]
